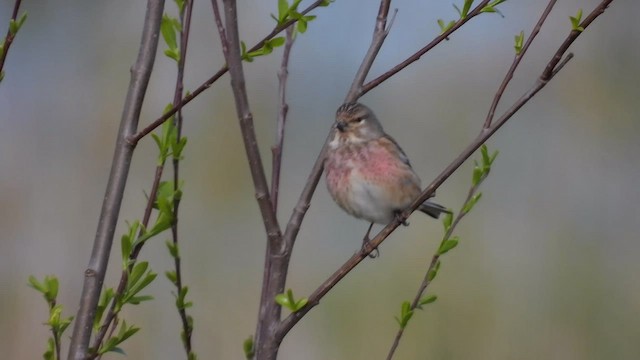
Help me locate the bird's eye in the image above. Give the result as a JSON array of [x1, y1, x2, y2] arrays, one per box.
[[357, 117, 365, 123]]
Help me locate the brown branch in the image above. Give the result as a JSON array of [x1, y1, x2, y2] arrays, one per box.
[[170, 0, 195, 356], [271, 27, 295, 214], [276, 0, 615, 341], [215, 2, 285, 358], [345, 0, 395, 102], [67, 1, 165, 359], [386, 181, 481, 360], [359, 0, 491, 96], [0, 0, 22, 79], [484, 0, 557, 129], [127, 0, 329, 145]]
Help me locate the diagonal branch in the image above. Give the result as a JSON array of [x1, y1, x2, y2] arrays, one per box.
[[67, 1, 166, 359], [359, 0, 491, 96], [276, 0, 615, 341], [271, 26, 295, 214], [387, 2, 560, 357], [128, 0, 330, 145]]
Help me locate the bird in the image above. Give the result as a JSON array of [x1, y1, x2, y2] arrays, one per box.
[[324, 102, 449, 256]]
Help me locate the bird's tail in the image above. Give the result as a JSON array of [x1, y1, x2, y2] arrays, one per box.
[[418, 200, 451, 219]]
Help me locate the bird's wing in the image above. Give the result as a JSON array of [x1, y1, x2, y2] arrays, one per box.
[[380, 134, 412, 167]]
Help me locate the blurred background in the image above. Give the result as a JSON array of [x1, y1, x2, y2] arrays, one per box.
[[1, 0, 639, 359]]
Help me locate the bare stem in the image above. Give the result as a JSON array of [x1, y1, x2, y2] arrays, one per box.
[[67, 1, 165, 359], [214, 1, 285, 358], [271, 26, 295, 214], [359, 0, 491, 96]]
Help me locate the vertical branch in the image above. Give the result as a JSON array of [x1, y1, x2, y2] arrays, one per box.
[[0, 0, 23, 77], [67, 1, 165, 359], [271, 27, 295, 214], [171, 0, 196, 356], [483, 0, 558, 129], [213, 1, 285, 358]]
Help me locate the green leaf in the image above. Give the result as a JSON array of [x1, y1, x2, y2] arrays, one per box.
[[437, 19, 456, 34], [165, 270, 178, 285], [427, 260, 441, 281], [28, 275, 47, 294], [275, 293, 290, 308], [418, 294, 438, 307], [462, 192, 482, 214], [297, 19, 308, 33], [275, 289, 307, 312], [243, 336, 255, 359], [166, 240, 180, 258], [442, 211, 453, 232], [438, 236, 460, 255], [161, 14, 179, 50], [127, 295, 154, 305], [481, 0, 506, 15], [43, 338, 54, 360], [570, 9, 584, 32], [396, 301, 414, 328], [174, 0, 186, 14], [164, 48, 181, 63], [278, 0, 289, 22], [514, 30, 524, 55], [9, 20, 18, 35], [269, 36, 286, 48]]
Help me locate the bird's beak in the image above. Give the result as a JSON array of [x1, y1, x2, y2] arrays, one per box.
[[336, 121, 347, 132]]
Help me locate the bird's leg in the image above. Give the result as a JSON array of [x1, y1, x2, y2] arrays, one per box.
[[361, 222, 379, 258], [394, 210, 410, 226]]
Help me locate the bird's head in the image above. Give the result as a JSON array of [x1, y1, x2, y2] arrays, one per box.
[[333, 102, 384, 144]]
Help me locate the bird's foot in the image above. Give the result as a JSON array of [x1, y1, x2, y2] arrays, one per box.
[[394, 210, 409, 226], [361, 234, 379, 258]]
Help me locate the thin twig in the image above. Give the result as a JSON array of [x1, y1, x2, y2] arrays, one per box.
[[276, 0, 614, 340], [67, 1, 165, 359], [0, 0, 22, 77], [359, 0, 491, 96], [386, 183, 479, 360], [271, 26, 295, 214], [484, 0, 558, 129], [171, 0, 196, 356], [89, 165, 165, 358], [128, 0, 329, 145]]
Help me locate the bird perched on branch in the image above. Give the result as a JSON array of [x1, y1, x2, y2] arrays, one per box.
[[325, 102, 449, 256]]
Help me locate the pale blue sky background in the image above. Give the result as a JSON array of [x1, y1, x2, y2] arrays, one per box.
[[1, 0, 639, 359]]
